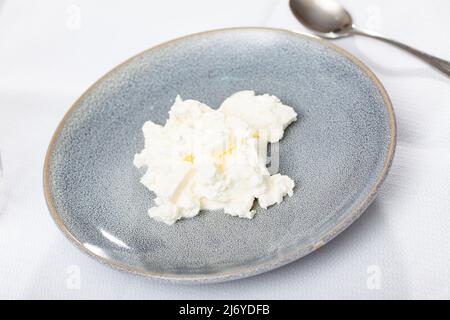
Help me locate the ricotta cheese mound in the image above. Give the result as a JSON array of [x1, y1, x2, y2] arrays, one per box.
[[134, 91, 297, 225]]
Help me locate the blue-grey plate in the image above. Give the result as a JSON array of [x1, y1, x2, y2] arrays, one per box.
[[44, 27, 396, 283]]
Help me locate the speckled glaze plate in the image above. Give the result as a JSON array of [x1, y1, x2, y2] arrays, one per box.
[[44, 28, 396, 283]]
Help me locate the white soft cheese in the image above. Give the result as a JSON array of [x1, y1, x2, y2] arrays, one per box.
[[134, 90, 297, 225]]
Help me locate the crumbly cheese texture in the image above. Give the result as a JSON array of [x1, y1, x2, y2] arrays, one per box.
[[134, 91, 297, 225]]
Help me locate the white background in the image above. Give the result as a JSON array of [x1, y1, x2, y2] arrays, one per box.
[[0, 0, 449, 299]]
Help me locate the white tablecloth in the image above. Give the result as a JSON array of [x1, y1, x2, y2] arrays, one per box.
[[0, 0, 449, 299]]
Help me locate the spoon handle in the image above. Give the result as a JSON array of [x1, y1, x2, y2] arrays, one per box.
[[351, 27, 450, 77]]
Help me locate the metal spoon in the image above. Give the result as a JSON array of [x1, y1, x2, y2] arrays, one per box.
[[290, 0, 450, 77]]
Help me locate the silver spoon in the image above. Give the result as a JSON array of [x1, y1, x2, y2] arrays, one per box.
[[290, 0, 450, 77]]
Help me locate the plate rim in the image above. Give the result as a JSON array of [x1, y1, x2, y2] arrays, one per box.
[[43, 27, 397, 284]]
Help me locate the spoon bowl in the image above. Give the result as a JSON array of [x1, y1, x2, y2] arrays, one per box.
[[289, 0, 353, 38]]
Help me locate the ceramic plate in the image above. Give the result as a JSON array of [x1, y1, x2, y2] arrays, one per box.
[[44, 28, 396, 283]]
